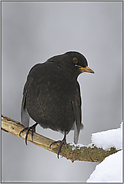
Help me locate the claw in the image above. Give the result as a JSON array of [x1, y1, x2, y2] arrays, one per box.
[[25, 128, 30, 145], [50, 132, 67, 158], [19, 123, 38, 144]]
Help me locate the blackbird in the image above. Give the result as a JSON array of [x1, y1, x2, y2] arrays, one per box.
[[19, 51, 94, 158]]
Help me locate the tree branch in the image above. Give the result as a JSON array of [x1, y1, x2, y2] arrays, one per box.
[[1, 114, 119, 163]]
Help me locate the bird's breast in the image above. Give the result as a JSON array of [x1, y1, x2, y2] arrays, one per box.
[[26, 66, 77, 131]]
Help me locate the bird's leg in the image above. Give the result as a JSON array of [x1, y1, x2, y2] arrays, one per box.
[[19, 123, 38, 145], [50, 132, 67, 158]]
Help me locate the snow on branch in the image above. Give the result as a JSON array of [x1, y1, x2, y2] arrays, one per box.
[[1, 114, 121, 163]]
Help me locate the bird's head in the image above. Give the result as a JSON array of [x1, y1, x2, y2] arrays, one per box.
[[65, 51, 94, 75], [47, 51, 94, 78]]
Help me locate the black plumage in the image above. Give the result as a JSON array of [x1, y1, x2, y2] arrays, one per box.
[[19, 51, 94, 158]]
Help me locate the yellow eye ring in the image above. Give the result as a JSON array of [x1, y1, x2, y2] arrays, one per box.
[[73, 57, 78, 64]]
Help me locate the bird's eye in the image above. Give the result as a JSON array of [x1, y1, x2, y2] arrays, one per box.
[[73, 57, 78, 64]]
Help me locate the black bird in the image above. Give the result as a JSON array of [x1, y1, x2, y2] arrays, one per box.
[[19, 51, 94, 158]]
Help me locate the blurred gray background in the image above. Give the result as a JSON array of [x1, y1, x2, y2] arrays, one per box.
[[2, 1, 122, 182]]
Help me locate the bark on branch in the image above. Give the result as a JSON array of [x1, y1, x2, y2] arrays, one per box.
[[1, 114, 119, 163]]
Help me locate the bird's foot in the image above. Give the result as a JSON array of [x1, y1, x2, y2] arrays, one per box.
[[19, 123, 38, 145], [50, 133, 67, 158]]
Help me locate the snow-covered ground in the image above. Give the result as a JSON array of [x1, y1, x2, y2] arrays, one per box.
[[87, 122, 123, 183]]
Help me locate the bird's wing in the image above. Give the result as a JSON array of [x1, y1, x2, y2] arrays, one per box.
[[72, 83, 83, 144], [21, 81, 30, 127], [21, 64, 41, 127]]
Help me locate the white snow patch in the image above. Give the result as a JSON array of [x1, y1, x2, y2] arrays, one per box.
[[87, 123, 123, 183], [70, 142, 86, 150], [87, 150, 123, 183], [91, 122, 123, 150]]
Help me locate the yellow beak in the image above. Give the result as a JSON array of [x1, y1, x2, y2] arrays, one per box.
[[75, 65, 94, 74]]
